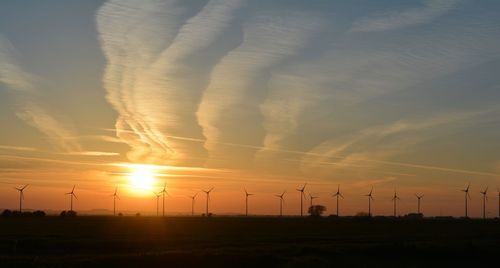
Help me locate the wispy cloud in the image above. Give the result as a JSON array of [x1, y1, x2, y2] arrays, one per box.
[[0, 35, 38, 92], [351, 0, 459, 32], [0, 145, 37, 152], [16, 103, 83, 152], [197, 11, 323, 164], [97, 0, 245, 165]]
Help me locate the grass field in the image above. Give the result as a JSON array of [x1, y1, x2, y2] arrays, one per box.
[[1, 216, 499, 267]]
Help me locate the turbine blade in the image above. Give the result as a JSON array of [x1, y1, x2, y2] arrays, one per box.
[[73, 193, 78, 200]]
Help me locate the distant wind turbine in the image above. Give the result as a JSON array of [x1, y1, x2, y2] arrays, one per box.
[[462, 183, 471, 218], [365, 187, 374, 217], [332, 185, 343, 217], [415, 194, 424, 214], [65, 185, 78, 211], [189, 193, 198, 216], [153, 192, 161, 216], [392, 190, 401, 217], [480, 186, 488, 219], [296, 183, 307, 216], [112, 187, 119, 216], [498, 188, 500, 219], [159, 183, 169, 216], [308, 193, 318, 208], [275, 191, 286, 217], [14, 184, 28, 213], [202, 187, 214, 216], [244, 188, 254, 216]]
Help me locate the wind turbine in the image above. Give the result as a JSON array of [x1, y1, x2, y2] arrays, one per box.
[[392, 190, 401, 217], [480, 187, 488, 219], [462, 183, 471, 218], [202, 187, 214, 216], [189, 193, 198, 216], [365, 187, 374, 217], [159, 183, 169, 217], [332, 185, 344, 216], [65, 185, 78, 211], [14, 184, 28, 213], [244, 188, 254, 216], [153, 192, 161, 216], [275, 191, 286, 217], [498, 188, 500, 219], [308, 193, 318, 208], [296, 183, 307, 216], [112, 187, 120, 216], [415, 194, 424, 214]]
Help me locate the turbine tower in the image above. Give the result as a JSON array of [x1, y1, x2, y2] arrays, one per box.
[[159, 183, 169, 217], [244, 188, 254, 216], [14, 184, 28, 213], [462, 183, 471, 218], [392, 190, 400, 217], [296, 183, 307, 216], [112, 187, 119, 216], [65, 185, 78, 211], [498, 188, 500, 219], [480, 187, 488, 219], [308, 193, 318, 208], [153, 192, 161, 216], [365, 187, 374, 217], [415, 194, 424, 214], [332, 185, 344, 217], [275, 191, 286, 217], [189, 193, 198, 216], [202, 187, 214, 216]]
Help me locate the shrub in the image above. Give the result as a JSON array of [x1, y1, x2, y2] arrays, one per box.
[[308, 205, 326, 217]]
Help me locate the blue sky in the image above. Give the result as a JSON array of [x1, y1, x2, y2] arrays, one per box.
[[0, 0, 499, 216]]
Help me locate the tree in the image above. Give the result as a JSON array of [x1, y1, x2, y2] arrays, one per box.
[[308, 205, 326, 217]]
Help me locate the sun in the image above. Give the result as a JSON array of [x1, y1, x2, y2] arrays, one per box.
[[128, 164, 156, 192]]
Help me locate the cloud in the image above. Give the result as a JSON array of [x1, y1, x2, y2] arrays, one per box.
[[0, 35, 39, 92], [351, 0, 459, 32], [196, 11, 323, 164], [16, 103, 83, 152], [0, 145, 37, 152], [97, 0, 245, 165]]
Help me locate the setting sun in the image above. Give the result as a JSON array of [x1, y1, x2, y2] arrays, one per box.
[[128, 164, 157, 192]]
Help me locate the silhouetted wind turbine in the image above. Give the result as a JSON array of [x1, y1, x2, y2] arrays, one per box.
[[275, 191, 286, 217], [392, 190, 400, 217], [65, 185, 77, 211], [202, 187, 214, 216], [365, 187, 374, 217], [244, 188, 254, 216], [415, 194, 424, 214], [189, 193, 198, 216], [308, 193, 318, 208], [153, 192, 161, 216], [296, 183, 307, 216], [332, 185, 343, 216], [497, 188, 500, 219], [480, 186, 488, 219], [112, 187, 120, 216], [14, 184, 28, 213], [159, 183, 169, 216], [462, 183, 471, 218]]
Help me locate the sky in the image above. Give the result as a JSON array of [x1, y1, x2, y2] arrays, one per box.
[[0, 0, 499, 217]]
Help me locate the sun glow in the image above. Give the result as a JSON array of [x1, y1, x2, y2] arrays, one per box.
[[128, 164, 157, 192]]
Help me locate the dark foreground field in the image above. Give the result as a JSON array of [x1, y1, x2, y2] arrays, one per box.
[[0, 216, 499, 267]]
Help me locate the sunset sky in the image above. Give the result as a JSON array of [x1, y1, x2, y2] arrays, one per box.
[[1, 0, 499, 217]]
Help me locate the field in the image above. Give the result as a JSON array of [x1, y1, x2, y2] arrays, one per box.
[[0, 216, 499, 267]]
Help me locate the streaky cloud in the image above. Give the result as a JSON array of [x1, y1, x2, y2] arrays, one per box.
[[197, 11, 323, 166], [351, 0, 459, 32]]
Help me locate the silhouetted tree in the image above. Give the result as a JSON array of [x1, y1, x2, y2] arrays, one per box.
[[355, 212, 370, 217], [308, 205, 326, 217], [33, 210, 46, 217], [67, 210, 77, 217], [60, 211, 67, 217], [2, 209, 12, 217]]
